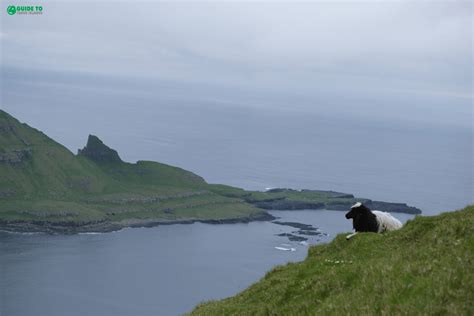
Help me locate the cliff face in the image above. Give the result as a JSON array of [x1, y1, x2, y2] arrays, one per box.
[[78, 135, 122, 163]]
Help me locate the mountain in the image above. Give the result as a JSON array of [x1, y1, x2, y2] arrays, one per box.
[[192, 205, 474, 315], [0, 110, 421, 233]]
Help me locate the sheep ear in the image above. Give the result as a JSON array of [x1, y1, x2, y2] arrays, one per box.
[[351, 202, 362, 209]]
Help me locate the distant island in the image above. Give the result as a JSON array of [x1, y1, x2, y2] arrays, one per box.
[[0, 110, 421, 234]]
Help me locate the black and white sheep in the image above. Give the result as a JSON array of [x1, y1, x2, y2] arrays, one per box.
[[345, 202, 402, 240]]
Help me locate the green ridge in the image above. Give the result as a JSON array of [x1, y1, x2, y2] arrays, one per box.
[[191, 206, 474, 315], [0, 110, 264, 229]]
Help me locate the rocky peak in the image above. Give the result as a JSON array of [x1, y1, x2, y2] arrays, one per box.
[[78, 135, 122, 163]]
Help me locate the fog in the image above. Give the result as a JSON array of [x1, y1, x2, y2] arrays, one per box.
[[1, 1, 472, 128]]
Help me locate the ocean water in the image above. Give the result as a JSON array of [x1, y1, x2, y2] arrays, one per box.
[[0, 210, 415, 316]]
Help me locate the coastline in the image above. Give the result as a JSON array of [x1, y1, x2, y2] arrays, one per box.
[[0, 111, 423, 235], [0, 201, 421, 235], [0, 211, 276, 235]]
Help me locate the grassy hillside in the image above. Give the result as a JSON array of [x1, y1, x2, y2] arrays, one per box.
[[0, 110, 264, 228], [192, 206, 474, 315], [0, 109, 421, 232]]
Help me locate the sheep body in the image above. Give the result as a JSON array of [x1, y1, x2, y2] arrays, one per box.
[[372, 210, 403, 233], [345, 202, 403, 239]]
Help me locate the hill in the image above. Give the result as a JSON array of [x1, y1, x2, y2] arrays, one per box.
[[191, 205, 474, 315], [0, 110, 420, 233]]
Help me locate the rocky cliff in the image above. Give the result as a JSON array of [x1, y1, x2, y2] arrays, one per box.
[[78, 135, 122, 163]]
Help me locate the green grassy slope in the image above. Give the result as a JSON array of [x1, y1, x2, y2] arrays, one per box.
[[192, 206, 474, 315], [0, 110, 263, 226], [0, 110, 108, 198]]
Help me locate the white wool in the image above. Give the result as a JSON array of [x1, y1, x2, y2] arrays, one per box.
[[351, 202, 362, 209], [372, 210, 403, 233]]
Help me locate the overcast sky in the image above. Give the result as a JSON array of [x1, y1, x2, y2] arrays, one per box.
[[1, 0, 472, 127]]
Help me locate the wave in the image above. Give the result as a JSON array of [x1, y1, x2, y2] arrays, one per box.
[[0, 230, 44, 235], [274, 246, 296, 252]]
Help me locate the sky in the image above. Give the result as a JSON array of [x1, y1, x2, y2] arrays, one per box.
[[0, 1, 472, 127], [0, 1, 472, 210]]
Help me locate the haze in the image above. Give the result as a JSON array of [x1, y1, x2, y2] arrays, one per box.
[[1, 1, 472, 124]]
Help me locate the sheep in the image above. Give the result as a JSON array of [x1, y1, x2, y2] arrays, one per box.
[[345, 202, 402, 240]]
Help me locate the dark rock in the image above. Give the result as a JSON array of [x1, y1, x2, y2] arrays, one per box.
[[77, 135, 122, 163], [277, 233, 293, 237], [301, 189, 354, 198], [296, 230, 322, 236], [0, 211, 277, 234], [0, 148, 32, 164], [252, 199, 325, 210], [276, 233, 308, 241], [288, 235, 307, 241], [272, 221, 317, 230], [266, 188, 297, 193]]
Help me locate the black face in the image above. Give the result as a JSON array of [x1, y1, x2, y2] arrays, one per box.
[[345, 203, 369, 219], [345, 203, 378, 232], [345, 208, 356, 219]]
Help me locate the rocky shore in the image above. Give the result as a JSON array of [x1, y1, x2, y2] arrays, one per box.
[[0, 191, 422, 235], [0, 212, 276, 234], [245, 190, 422, 214], [273, 220, 327, 242]]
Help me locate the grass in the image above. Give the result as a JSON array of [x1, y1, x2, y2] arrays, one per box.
[[191, 205, 474, 315], [0, 110, 268, 226]]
